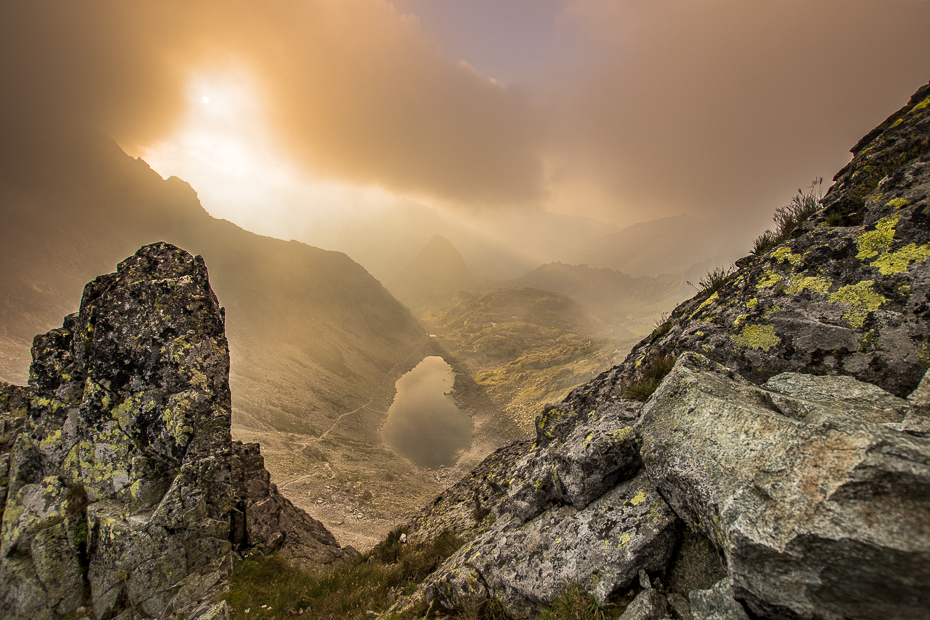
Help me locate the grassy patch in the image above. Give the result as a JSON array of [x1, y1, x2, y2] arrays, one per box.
[[226, 529, 464, 619], [622, 353, 677, 402], [539, 584, 617, 620], [752, 178, 824, 256]]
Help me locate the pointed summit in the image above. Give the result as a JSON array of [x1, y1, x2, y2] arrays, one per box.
[[387, 235, 496, 313]]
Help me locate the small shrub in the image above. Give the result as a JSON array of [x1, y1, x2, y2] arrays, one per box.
[[688, 266, 736, 295], [622, 353, 677, 402], [649, 313, 672, 341], [540, 583, 615, 620], [752, 178, 824, 255], [473, 496, 491, 523]]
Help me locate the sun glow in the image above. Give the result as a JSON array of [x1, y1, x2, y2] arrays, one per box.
[[140, 66, 406, 242]]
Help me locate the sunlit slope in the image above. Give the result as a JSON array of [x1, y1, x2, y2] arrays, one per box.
[[386, 234, 496, 313], [422, 287, 637, 432], [507, 262, 692, 338], [0, 122, 427, 434]]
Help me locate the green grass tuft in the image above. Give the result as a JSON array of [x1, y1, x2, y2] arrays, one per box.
[[622, 353, 677, 402], [225, 528, 465, 619], [539, 583, 616, 620], [752, 178, 824, 256], [649, 313, 672, 341]]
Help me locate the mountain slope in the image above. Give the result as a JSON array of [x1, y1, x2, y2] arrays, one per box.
[[0, 122, 428, 435], [389, 81, 930, 619], [563, 213, 763, 277], [421, 287, 637, 431]]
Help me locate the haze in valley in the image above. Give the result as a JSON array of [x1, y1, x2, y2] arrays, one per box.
[[2, 0, 929, 548]]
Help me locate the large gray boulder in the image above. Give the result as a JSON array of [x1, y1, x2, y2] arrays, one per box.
[[391, 406, 677, 618], [419, 470, 678, 618], [0, 243, 352, 620], [640, 352, 930, 619]]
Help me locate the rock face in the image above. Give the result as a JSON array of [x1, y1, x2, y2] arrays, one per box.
[[0, 243, 352, 620], [393, 82, 930, 619], [642, 353, 930, 619]]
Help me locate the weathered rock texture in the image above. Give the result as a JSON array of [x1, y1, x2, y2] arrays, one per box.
[[642, 353, 930, 619], [0, 243, 352, 620], [392, 81, 930, 619]]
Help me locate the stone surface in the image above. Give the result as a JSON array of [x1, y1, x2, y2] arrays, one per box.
[[619, 588, 668, 620], [411, 470, 678, 618], [0, 243, 351, 620], [689, 579, 750, 620], [641, 352, 930, 620], [230, 441, 358, 570]]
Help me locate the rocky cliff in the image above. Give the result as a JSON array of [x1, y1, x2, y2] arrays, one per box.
[[0, 243, 353, 620], [390, 82, 930, 619]]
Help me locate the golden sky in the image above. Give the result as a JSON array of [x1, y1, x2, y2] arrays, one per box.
[[2, 0, 929, 236]]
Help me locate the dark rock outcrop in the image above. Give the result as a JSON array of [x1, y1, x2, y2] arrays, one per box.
[[392, 81, 930, 619], [0, 243, 352, 620]]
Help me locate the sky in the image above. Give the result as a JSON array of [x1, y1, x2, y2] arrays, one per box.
[[2, 0, 929, 270]]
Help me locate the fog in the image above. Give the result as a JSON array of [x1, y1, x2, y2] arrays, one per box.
[[2, 0, 928, 277]]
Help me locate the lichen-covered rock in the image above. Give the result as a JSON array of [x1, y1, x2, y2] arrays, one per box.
[[0, 243, 351, 620], [689, 579, 750, 620], [405, 440, 533, 544], [640, 352, 930, 620], [230, 441, 358, 570], [552, 82, 930, 413], [413, 470, 678, 618], [505, 406, 642, 522], [0, 383, 27, 518]]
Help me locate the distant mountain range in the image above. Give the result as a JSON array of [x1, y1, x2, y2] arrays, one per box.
[[387, 234, 694, 338], [0, 121, 427, 438], [562, 213, 763, 277]]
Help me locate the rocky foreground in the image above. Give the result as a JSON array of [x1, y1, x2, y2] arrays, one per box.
[[389, 82, 930, 619], [0, 243, 356, 620]]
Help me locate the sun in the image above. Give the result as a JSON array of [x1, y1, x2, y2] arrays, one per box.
[[202, 96, 210, 104]]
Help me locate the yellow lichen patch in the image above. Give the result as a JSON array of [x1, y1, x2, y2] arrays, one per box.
[[732, 314, 749, 328], [756, 271, 783, 290], [731, 324, 781, 352], [829, 280, 886, 328], [630, 490, 647, 506], [616, 533, 632, 549], [691, 292, 719, 318], [746, 298, 758, 309], [886, 198, 911, 209], [609, 428, 632, 442], [786, 275, 832, 295], [911, 95, 930, 113], [771, 246, 803, 265], [635, 355, 645, 368], [856, 214, 900, 260], [39, 429, 62, 450], [870, 242, 930, 275]]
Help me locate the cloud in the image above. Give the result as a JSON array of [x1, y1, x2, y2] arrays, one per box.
[[0, 0, 545, 206], [546, 0, 930, 224]]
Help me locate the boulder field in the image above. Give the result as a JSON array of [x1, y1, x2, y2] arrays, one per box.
[[0, 242, 355, 620], [391, 81, 930, 619]]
